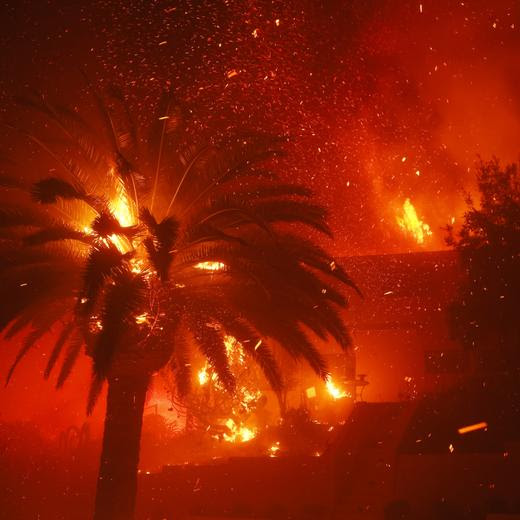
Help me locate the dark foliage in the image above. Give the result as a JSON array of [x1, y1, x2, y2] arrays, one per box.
[[446, 158, 520, 370]]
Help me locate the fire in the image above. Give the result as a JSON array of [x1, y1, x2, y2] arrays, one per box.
[[325, 376, 350, 400], [110, 179, 135, 228], [130, 258, 145, 274], [103, 177, 137, 253], [198, 365, 210, 386], [195, 261, 225, 271], [223, 418, 257, 443], [224, 335, 244, 363], [192, 335, 262, 443], [396, 198, 432, 245]]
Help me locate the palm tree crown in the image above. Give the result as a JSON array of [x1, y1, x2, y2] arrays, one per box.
[[0, 86, 358, 408], [1, 84, 360, 520]]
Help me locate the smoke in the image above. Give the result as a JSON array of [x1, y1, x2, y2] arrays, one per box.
[[1, 0, 520, 428], [2, 0, 520, 255], [332, 0, 520, 253]]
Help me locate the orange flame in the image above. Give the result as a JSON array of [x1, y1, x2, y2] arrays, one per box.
[[325, 376, 350, 400], [223, 418, 257, 443], [106, 176, 136, 253], [396, 198, 432, 245], [110, 176, 135, 228]]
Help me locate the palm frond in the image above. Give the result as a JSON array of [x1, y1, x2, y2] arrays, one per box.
[[187, 317, 235, 392], [0, 206, 56, 229], [149, 90, 183, 211], [91, 211, 137, 239], [216, 316, 283, 392], [0, 267, 79, 334], [106, 85, 138, 154], [164, 144, 212, 215], [167, 331, 191, 398], [31, 177, 99, 210], [24, 225, 93, 247], [196, 206, 273, 236], [278, 234, 362, 295], [86, 374, 105, 415], [5, 305, 66, 385], [44, 321, 75, 379], [91, 269, 147, 379], [140, 207, 179, 280], [56, 331, 84, 388], [0, 173, 30, 190], [15, 94, 105, 173], [80, 70, 138, 207], [251, 200, 332, 236], [79, 244, 132, 314], [5, 329, 47, 385]]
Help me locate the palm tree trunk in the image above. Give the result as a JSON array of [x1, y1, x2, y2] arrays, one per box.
[[94, 374, 149, 520]]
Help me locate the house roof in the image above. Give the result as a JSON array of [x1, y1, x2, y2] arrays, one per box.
[[340, 250, 461, 330]]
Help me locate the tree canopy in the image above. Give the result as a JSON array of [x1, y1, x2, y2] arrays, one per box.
[[446, 158, 520, 370]]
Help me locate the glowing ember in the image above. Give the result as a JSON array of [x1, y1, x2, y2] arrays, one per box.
[[396, 198, 432, 245], [88, 318, 103, 333], [268, 442, 281, 457], [134, 313, 150, 325], [457, 421, 488, 435], [325, 376, 350, 400], [195, 261, 225, 271]]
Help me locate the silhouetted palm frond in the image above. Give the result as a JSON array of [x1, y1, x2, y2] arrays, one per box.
[[92, 268, 147, 379], [44, 321, 75, 379], [140, 207, 179, 280], [187, 317, 235, 392], [80, 244, 132, 315], [24, 225, 93, 246]]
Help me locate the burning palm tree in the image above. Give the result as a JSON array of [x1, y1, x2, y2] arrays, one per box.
[[0, 84, 358, 519]]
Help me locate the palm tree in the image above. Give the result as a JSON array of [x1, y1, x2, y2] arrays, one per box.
[[0, 84, 359, 520]]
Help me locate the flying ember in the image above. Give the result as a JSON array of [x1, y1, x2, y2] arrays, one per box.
[[457, 422, 488, 435]]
